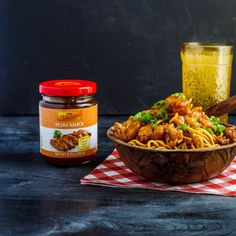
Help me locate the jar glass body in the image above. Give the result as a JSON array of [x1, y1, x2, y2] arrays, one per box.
[[39, 94, 98, 166]]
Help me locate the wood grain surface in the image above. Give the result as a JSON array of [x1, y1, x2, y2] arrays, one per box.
[[1, 116, 236, 236], [205, 95, 236, 117]]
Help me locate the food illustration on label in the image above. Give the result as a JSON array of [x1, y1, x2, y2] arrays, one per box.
[[53, 130, 62, 139], [50, 129, 91, 152]]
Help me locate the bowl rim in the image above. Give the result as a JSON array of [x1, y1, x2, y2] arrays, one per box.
[[107, 126, 236, 153]]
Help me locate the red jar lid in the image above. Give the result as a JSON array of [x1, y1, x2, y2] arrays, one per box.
[[39, 80, 97, 97]]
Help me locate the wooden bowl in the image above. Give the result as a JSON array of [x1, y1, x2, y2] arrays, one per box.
[[107, 127, 236, 184]]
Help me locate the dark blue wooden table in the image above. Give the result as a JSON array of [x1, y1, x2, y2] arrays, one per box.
[[1, 115, 236, 236]]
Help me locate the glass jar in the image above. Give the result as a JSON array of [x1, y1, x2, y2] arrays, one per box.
[[181, 42, 233, 122], [39, 80, 98, 166]]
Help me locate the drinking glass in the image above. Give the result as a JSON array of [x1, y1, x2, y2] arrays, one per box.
[[181, 42, 233, 122]]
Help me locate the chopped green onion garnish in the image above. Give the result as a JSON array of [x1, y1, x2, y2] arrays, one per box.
[[171, 92, 186, 98], [209, 116, 225, 134], [133, 111, 157, 124], [179, 124, 188, 131], [204, 128, 214, 135], [157, 103, 170, 119], [152, 123, 158, 129], [153, 99, 165, 107]]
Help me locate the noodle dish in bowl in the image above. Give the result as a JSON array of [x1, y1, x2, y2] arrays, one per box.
[[107, 93, 236, 184]]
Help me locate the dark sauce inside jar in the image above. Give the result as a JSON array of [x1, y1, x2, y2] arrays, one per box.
[[39, 80, 98, 166]]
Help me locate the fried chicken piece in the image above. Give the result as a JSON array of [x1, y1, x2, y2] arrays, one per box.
[[137, 124, 153, 143], [165, 95, 192, 115], [164, 124, 184, 148], [224, 127, 236, 143], [153, 124, 183, 148], [153, 125, 165, 140], [191, 107, 208, 119], [112, 117, 143, 142], [171, 115, 185, 126], [184, 115, 198, 127], [190, 107, 213, 128], [184, 107, 213, 129], [215, 136, 230, 145], [198, 117, 213, 129]]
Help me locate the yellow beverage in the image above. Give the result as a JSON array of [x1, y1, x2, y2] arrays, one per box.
[[181, 43, 233, 123]]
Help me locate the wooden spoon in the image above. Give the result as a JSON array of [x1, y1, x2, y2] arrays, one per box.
[[205, 95, 236, 117]]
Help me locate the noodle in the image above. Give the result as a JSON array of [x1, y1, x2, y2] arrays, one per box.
[[128, 126, 221, 150], [156, 119, 165, 125], [113, 93, 236, 150], [169, 113, 178, 123], [128, 139, 146, 147]]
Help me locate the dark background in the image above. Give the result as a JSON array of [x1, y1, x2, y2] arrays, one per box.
[[1, 0, 236, 115]]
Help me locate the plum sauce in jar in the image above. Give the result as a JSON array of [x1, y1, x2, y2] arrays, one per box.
[[39, 80, 98, 166]]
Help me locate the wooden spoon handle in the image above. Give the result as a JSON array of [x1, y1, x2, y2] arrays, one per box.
[[205, 95, 236, 117]]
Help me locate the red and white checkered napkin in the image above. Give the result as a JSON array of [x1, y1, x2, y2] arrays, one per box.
[[81, 150, 236, 196]]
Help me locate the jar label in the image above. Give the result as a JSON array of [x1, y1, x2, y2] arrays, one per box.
[[39, 105, 97, 158]]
